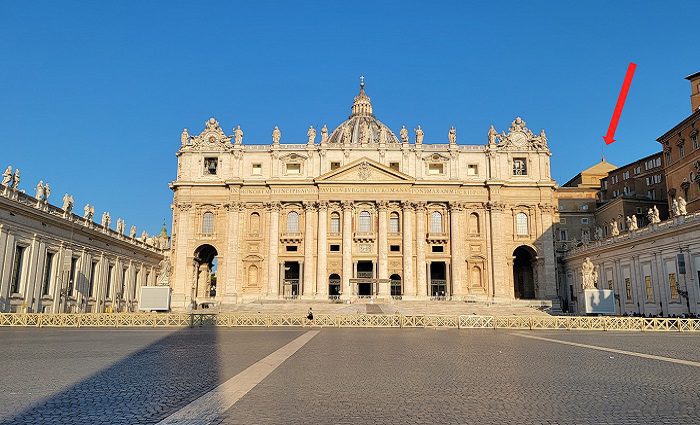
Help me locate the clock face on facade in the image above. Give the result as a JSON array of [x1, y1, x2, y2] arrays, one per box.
[[510, 131, 528, 146]]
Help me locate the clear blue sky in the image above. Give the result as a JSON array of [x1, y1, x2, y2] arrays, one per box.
[[1, 1, 696, 234]]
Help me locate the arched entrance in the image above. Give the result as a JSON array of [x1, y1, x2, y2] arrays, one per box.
[[513, 246, 536, 299], [390, 274, 402, 298], [193, 244, 218, 304], [328, 273, 341, 298]]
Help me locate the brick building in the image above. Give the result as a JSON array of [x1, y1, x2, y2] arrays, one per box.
[[657, 72, 700, 214]]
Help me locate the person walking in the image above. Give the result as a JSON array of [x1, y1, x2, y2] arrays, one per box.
[[307, 307, 314, 322]]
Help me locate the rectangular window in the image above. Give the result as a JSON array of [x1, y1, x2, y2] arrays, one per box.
[[623, 171, 629, 180], [607, 279, 613, 290], [512, 158, 527, 175], [668, 273, 679, 301], [329, 244, 340, 252], [204, 157, 218, 175], [428, 163, 444, 175], [644, 275, 653, 303], [286, 245, 298, 252], [390, 245, 401, 252], [252, 163, 262, 175], [42, 252, 54, 296], [559, 229, 568, 241], [330, 162, 341, 170], [389, 162, 400, 171], [88, 261, 98, 298], [467, 164, 478, 176], [431, 245, 444, 253], [581, 218, 589, 224], [10, 245, 26, 294], [636, 207, 643, 214], [559, 218, 567, 224], [285, 163, 301, 175], [693, 135, 699, 150], [68, 257, 78, 295], [679, 145, 685, 158]]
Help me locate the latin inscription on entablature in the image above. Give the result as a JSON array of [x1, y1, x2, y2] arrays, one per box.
[[241, 187, 271, 195], [271, 187, 318, 195], [317, 186, 487, 196]]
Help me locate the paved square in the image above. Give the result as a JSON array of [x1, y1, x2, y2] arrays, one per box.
[[0, 328, 698, 424]]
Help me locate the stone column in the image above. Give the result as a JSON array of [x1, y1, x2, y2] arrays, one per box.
[[449, 202, 464, 299], [415, 202, 427, 298], [342, 201, 353, 298], [377, 201, 389, 296], [303, 201, 315, 298], [316, 202, 328, 297], [267, 202, 280, 297], [487, 202, 507, 298], [402, 202, 414, 297], [224, 202, 240, 301]]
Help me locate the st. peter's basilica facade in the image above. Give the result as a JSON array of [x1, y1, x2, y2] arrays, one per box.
[[169, 80, 557, 309]]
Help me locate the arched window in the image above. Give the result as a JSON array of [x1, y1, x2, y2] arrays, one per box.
[[359, 211, 371, 233], [250, 212, 260, 234], [202, 212, 214, 235], [469, 213, 480, 234], [430, 211, 443, 233], [516, 212, 528, 235], [389, 212, 400, 233], [287, 211, 299, 233], [330, 212, 340, 234]]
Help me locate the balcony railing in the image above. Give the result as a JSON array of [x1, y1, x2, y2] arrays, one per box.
[[357, 271, 374, 279], [353, 232, 376, 242], [280, 232, 302, 243], [426, 232, 449, 243]]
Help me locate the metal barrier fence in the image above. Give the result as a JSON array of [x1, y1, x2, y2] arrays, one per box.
[[1, 313, 700, 332]]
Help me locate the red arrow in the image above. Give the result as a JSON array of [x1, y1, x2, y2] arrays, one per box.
[[603, 62, 636, 145]]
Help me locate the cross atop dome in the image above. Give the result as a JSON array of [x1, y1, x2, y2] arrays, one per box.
[[351, 75, 373, 117]]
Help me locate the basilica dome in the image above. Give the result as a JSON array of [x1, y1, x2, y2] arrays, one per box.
[[327, 79, 400, 144]]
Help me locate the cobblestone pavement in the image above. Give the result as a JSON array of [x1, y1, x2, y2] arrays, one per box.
[[1, 329, 698, 424]]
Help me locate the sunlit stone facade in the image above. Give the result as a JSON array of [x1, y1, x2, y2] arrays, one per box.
[[169, 81, 558, 309]]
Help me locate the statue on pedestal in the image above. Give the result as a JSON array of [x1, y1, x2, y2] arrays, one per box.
[[594, 226, 604, 241], [1, 166, 11, 186], [307, 125, 316, 145], [610, 219, 619, 236], [101, 211, 111, 229], [320, 124, 328, 144], [181, 128, 190, 146], [129, 225, 137, 238], [62, 194, 74, 213], [12, 169, 20, 189], [414, 125, 424, 144], [400, 125, 409, 144], [647, 206, 661, 224], [35, 181, 45, 201], [487, 125, 498, 146], [677, 196, 687, 215], [116, 218, 125, 235], [581, 257, 599, 290], [157, 257, 171, 285], [234, 125, 244, 144], [671, 198, 680, 217], [448, 126, 457, 145], [83, 204, 95, 221], [626, 215, 638, 231], [272, 126, 281, 145]]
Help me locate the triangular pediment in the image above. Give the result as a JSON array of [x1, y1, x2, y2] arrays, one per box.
[[316, 158, 414, 183]]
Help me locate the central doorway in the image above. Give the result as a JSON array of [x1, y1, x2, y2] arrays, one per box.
[[283, 261, 300, 298], [430, 262, 447, 298], [357, 261, 373, 296]]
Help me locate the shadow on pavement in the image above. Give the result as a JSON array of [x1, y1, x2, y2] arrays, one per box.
[[2, 327, 224, 425]]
